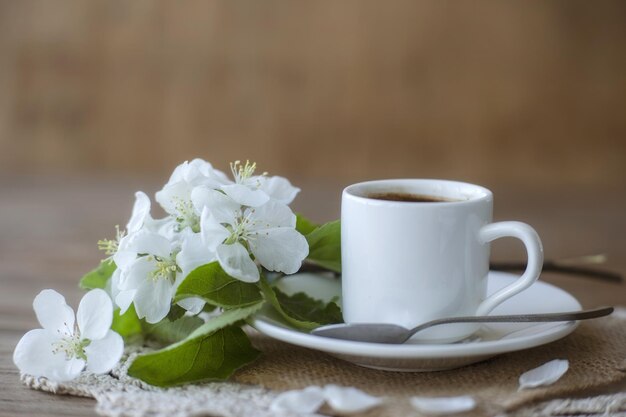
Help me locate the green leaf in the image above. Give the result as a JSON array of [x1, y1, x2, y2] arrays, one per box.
[[175, 262, 263, 308], [274, 289, 342, 325], [129, 326, 259, 387], [187, 302, 264, 339], [79, 260, 116, 290], [128, 303, 263, 387], [259, 276, 342, 331], [305, 220, 341, 273], [143, 315, 204, 346], [166, 304, 187, 321], [202, 304, 217, 313], [111, 306, 142, 340], [295, 213, 319, 235]]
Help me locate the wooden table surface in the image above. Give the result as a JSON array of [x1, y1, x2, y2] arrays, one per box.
[[1, 176, 625, 416]]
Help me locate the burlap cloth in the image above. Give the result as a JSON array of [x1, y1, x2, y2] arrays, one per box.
[[23, 308, 626, 417]]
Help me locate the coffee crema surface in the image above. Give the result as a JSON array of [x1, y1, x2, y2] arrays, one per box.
[[367, 192, 460, 203]]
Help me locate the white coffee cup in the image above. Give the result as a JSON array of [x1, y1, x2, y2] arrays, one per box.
[[341, 179, 543, 342]]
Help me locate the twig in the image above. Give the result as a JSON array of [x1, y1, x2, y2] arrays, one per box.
[[298, 260, 623, 283], [490, 261, 623, 283]]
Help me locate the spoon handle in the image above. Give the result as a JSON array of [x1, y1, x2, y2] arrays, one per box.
[[408, 306, 614, 337]]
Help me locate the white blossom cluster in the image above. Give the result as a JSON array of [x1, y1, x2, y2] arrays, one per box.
[[108, 159, 308, 324]]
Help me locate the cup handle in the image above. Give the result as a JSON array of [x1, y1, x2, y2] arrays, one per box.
[[475, 221, 544, 316]]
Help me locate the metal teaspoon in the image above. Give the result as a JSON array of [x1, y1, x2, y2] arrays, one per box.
[[310, 307, 614, 344]]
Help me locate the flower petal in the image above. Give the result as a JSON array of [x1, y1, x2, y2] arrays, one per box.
[[323, 385, 383, 414], [133, 278, 175, 324], [163, 159, 228, 190], [126, 230, 172, 259], [126, 191, 152, 234], [109, 268, 121, 300], [249, 228, 308, 274], [112, 235, 138, 270], [208, 166, 231, 185], [48, 358, 85, 382], [184, 159, 228, 188], [216, 243, 259, 282], [152, 217, 178, 239], [182, 159, 211, 184], [84, 330, 124, 374], [192, 187, 239, 224], [270, 386, 325, 413], [115, 289, 136, 314], [33, 290, 75, 334], [177, 297, 206, 315], [410, 396, 477, 415], [249, 200, 296, 228], [221, 183, 269, 207], [258, 176, 300, 205], [77, 289, 113, 341], [200, 208, 231, 252], [113, 250, 138, 271], [13, 329, 59, 376], [13, 329, 85, 382], [164, 160, 191, 185], [519, 359, 569, 389], [155, 180, 193, 215], [118, 257, 154, 291], [176, 228, 216, 277]]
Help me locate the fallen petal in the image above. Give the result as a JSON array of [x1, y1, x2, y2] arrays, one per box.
[[519, 359, 569, 389], [270, 386, 325, 413], [323, 384, 383, 414], [410, 396, 476, 415]]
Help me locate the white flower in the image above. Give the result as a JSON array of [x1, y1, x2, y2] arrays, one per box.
[[113, 230, 214, 322], [220, 160, 300, 207], [196, 188, 308, 282], [155, 159, 229, 233], [103, 159, 304, 322], [113, 231, 181, 323], [13, 289, 123, 382]]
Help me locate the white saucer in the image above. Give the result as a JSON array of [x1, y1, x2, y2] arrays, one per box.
[[250, 271, 582, 371]]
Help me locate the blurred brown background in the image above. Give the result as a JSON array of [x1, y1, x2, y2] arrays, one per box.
[[1, 0, 625, 187], [0, 5, 625, 415]]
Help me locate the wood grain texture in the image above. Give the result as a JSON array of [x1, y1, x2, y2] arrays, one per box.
[[0, 176, 625, 416], [0, 1, 625, 186]]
